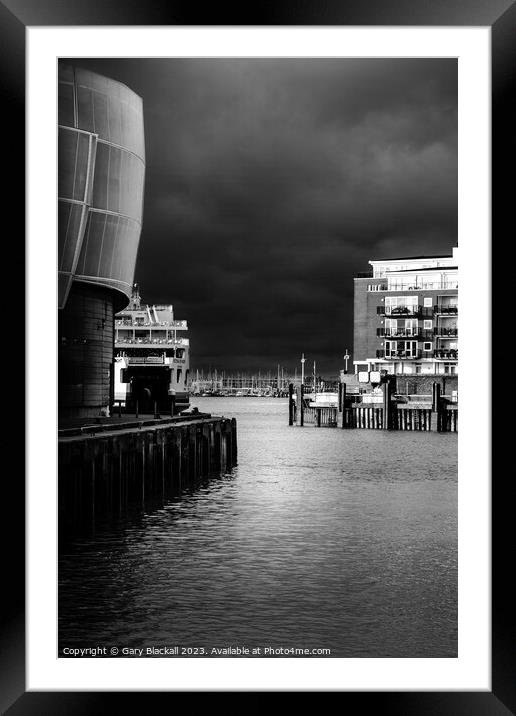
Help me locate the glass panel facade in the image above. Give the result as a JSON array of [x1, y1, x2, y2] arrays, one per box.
[[75, 67, 145, 159], [58, 80, 75, 127], [58, 273, 71, 305], [58, 63, 145, 308], [91, 142, 144, 223], [58, 128, 93, 202], [77, 212, 141, 288], [58, 201, 85, 272]]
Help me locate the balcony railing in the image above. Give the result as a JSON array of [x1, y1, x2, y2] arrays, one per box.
[[367, 281, 458, 292], [434, 327, 458, 337], [115, 319, 188, 328], [127, 356, 166, 365], [115, 318, 134, 326], [377, 328, 434, 339], [376, 350, 423, 360], [433, 349, 458, 360], [377, 306, 433, 318], [434, 305, 458, 315]]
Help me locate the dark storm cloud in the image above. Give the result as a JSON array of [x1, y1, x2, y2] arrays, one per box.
[[71, 58, 457, 375]]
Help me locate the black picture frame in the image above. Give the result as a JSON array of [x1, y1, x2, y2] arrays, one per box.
[[4, 0, 512, 710]]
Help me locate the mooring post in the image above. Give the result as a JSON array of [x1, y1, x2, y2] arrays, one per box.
[[288, 383, 294, 426], [382, 379, 392, 430], [135, 400, 139, 419], [176, 430, 183, 492], [432, 382, 441, 412], [118, 400, 122, 418], [340, 383, 347, 428], [190, 427, 198, 481], [170, 395, 176, 418], [300, 384, 305, 427], [231, 418, 238, 465]]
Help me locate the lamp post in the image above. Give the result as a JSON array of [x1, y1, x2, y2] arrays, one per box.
[[343, 350, 350, 374], [301, 353, 306, 386]]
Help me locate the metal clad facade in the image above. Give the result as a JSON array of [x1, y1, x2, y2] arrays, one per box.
[[58, 64, 145, 309], [58, 65, 145, 417]]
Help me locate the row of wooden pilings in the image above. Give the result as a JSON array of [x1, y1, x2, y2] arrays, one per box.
[[58, 416, 237, 534], [288, 382, 457, 432]]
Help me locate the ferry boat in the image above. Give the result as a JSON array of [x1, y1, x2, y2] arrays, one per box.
[[114, 284, 190, 414]]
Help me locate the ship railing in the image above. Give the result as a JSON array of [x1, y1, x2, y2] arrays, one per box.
[[127, 356, 165, 365], [115, 319, 188, 328], [115, 337, 189, 346]]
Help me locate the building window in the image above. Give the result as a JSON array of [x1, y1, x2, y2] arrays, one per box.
[[423, 342, 432, 351], [405, 319, 417, 335], [385, 340, 417, 358], [385, 295, 418, 315], [424, 320, 432, 329], [424, 297, 432, 307]]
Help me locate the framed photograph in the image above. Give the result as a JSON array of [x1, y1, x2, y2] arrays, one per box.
[[3, 0, 512, 709]]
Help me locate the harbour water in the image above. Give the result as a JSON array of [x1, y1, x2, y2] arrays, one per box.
[[58, 397, 457, 657]]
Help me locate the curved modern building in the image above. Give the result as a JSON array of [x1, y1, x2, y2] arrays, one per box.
[[58, 64, 145, 418]]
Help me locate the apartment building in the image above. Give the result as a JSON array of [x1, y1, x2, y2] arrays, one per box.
[[353, 248, 458, 376]]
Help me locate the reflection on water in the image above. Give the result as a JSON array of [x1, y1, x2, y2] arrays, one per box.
[[59, 397, 457, 657]]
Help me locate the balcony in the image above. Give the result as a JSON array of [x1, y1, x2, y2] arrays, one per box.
[[368, 281, 458, 292], [434, 327, 458, 337], [433, 349, 458, 360], [377, 328, 433, 339], [377, 306, 433, 318], [434, 305, 458, 315], [376, 350, 423, 360]]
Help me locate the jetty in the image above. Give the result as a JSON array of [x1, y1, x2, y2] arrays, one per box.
[[288, 373, 457, 432], [59, 412, 237, 535]]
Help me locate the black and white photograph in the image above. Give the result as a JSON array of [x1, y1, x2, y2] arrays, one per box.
[[4, 4, 509, 704], [57, 56, 459, 660]]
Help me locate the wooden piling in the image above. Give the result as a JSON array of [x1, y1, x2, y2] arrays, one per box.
[[231, 418, 238, 464], [432, 382, 441, 412], [382, 380, 392, 430], [288, 383, 294, 426], [340, 383, 347, 428], [59, 414, 239, 535]]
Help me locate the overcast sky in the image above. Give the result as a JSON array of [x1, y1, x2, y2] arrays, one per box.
[[71, 58, 457, 376]]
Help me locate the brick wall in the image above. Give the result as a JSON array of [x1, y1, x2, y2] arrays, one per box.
[[340, 370, 457, 397], [393, 374, 458, 396]]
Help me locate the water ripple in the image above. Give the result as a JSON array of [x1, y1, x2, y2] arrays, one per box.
[[59, 397, 457, 657]]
